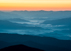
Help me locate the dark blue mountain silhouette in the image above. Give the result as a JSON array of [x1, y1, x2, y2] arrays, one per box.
[[0, 44, 43, 51], [0, 33, 71, 51], [0, 41, 12, 49]]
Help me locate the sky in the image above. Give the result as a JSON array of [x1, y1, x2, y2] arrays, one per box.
[[0, 0, 71, 11]]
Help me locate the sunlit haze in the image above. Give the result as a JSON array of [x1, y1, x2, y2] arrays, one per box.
[[0, 0, 71, 11]]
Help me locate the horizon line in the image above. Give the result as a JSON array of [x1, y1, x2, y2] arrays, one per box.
[[0, 10, 71, 12]]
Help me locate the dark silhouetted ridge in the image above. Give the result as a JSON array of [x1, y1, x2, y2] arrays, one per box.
[[0, 44, 44, 51]]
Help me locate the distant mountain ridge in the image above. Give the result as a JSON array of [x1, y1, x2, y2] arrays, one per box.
[[42, 17, 71, 25], [8, 18, 29, 22], [0, 20, 42, 29], [0, 11, 71, 20]]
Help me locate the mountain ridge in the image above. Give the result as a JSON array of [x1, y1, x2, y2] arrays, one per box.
[[0, 33, 71, 51], [0, 44, 43, 51]]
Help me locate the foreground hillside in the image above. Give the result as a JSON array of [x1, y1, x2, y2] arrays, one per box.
[[0, 44, 43, 51], [0, 33, 71, 51]]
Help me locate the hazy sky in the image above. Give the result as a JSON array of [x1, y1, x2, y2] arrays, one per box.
[[0, 0, 71, 11]]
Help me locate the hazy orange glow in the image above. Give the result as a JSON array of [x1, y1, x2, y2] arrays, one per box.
[[0, 0, 71, 11]]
